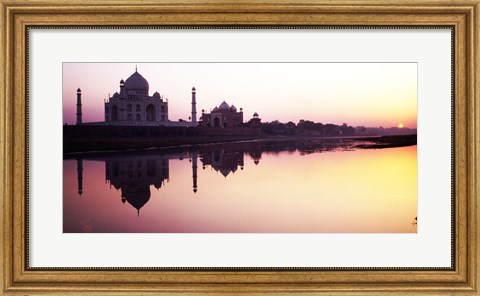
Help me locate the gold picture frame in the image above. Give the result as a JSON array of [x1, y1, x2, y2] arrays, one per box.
[[1, 0, 478, 294]]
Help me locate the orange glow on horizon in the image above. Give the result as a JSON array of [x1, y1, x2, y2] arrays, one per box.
[[63, 63, 417, 128]]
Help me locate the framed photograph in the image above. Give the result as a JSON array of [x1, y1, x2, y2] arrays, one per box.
[[1, 0, 478, 295]]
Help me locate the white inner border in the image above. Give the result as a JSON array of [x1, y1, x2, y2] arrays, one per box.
[[29, 29, 452, 268]]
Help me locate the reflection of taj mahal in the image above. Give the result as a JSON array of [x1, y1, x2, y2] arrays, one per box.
[[105, 155, 169, 214], [75, 148, 257, 215]]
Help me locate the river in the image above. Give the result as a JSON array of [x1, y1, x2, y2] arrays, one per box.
[[63, 138, 417, 233]]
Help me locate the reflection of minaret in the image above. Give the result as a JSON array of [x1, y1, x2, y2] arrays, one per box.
[[76, 88, 82, 125], [76, 159, 83, 196], [191, 87, 197, 125], [192, 151, 198, 193]]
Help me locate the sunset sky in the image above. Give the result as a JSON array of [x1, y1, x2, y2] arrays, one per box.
[[63, 63, 417, 128]]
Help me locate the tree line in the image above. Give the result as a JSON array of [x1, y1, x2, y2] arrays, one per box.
[[260, 120, 416, 136]]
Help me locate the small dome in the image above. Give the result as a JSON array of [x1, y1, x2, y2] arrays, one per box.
[[124, 70, 149, 95], [253, 112, 259, 117], [192, 87, 196, 91], [212, 107, 219, 112], [153, 91, 160, 98], [230, 105, 237, 111], [218, 101, 230, 110], [120, 79, 125, 84], [77, 88, 81, 93], [112, 92, 120, 98]]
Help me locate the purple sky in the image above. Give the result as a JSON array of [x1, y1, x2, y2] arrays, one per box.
[[63, 63, 417, 128]]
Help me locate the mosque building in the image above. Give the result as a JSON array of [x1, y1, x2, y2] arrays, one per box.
[[199, 101, 244, 128]]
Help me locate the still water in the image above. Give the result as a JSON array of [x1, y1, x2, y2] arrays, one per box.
[[63, 139, 417, 233]]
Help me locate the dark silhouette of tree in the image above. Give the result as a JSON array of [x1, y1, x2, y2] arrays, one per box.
[[258, 119, 415, 137]]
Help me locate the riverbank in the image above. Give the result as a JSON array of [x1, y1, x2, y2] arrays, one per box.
[[63, 124, 262, 153], [354, 134, 417, 149], [64, 126, 416, 154], [64, 134, 265, 154]]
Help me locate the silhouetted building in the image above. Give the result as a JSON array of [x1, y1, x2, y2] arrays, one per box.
[[76, 67, 200, 127], [73, 67, 262, 131], [200, 101, 244, 128], [247, 112, 262, 127], [104, 69, 169, 125]]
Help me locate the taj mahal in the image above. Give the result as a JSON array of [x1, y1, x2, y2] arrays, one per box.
[[75, 68, 257, 128], [104, 69, 171, 125]]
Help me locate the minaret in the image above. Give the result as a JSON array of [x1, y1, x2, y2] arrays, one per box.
[[76, 88, 82, 125], [192, 151, 198, 193], [191, 87, 197, 125], [77, 158, 83, 196], [119, 79, 125, 95]]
